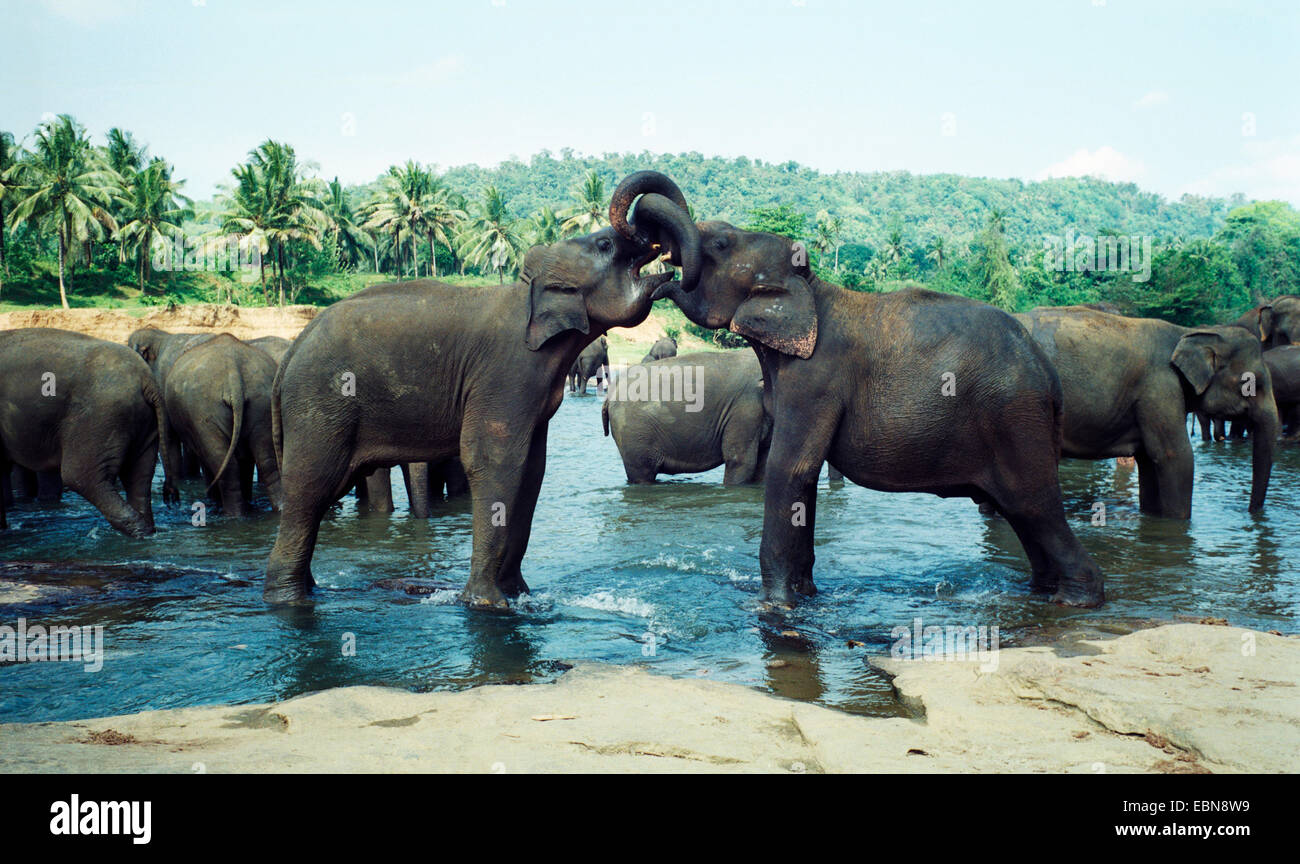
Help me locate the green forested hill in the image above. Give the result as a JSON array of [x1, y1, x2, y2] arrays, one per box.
[[420, 151, 1237, 247]]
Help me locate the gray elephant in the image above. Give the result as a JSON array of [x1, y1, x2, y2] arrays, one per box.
[[656, 220, 1103, 607], [568, 335, 609, 394], [1016, 306, 1278, 517], [641, 335, 677, 363], [127, 327, 221, 479], [245, 335, 293, 365], [165, 334, 282, 515], [1259, 345, 1300, 441], [0, 328, 179, 535], [264, 171, 700, 605], [602, 350, 769, 484]]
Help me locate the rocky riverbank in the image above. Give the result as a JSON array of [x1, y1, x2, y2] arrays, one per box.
[[2, 623, 1294, 773]]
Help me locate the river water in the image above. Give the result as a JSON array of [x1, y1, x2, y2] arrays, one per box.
[[2, 394, 1297, 723]]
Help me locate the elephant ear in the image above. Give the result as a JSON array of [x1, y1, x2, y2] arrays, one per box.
[[730, 274, 818, 359], [523, 247, 590, 351], [1259, 305, 1274, 342], [1172, 331, 1220, 395]]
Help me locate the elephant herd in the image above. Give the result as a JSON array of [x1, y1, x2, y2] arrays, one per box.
[[0, 170, 1291, 615]]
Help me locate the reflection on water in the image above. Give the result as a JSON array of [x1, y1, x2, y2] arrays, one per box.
[[2, 394, 1297, 722]]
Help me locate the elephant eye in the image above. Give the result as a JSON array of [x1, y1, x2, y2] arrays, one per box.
[[597, 238, 612, 252], [714, 237, 730, 250]]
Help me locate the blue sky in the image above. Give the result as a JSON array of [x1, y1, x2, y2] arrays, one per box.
[[4, 0, 1298, 202]]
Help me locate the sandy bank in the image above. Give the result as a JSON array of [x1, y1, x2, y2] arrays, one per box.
[[0, 304, 319, 343], [1, 623, 1294, 773]]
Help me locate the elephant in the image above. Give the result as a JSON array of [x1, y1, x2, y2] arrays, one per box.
[[656, 220, 1104, 607], [641, 335, 678, 363], [165, 334, 283, 515], [1015, 306, 1278, 517], [568, 335, 609, 394], [0, 328, 179, 535], [127, 327, 221, 479], [602, 350, 769, 484], [245, 335, 293, 365], [1259, 296, 1300, 347], [1264, 345, 1300, 441], [3, 465, 62, 504], [263, 170, 700, 605]]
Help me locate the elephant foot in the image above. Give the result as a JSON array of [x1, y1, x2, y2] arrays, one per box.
[[460, 578, 511, 609], [263, 569, 315, 605], [1050, 580, 1104, 608], [789, 574, 817, 597], [497, 570, 530, 598]]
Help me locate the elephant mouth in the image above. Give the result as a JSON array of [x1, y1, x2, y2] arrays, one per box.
[[631, 250, 677, 297]]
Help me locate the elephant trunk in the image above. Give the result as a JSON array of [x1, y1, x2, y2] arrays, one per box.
[[610, 171, 691, 240], [1249, 396, 1280, 512], [630, 193, 700, 293]]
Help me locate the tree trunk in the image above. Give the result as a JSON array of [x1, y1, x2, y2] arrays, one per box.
[[57, 232, 69, 309], [429, 234, 438, 278]]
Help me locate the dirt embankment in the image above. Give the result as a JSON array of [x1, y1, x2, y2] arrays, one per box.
[[0, 303, 703, 359], [2, 624, 1295, 774], [0, 305, 319, 344]]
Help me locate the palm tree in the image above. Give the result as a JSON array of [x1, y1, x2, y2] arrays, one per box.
[[421, 177, 465, 278], [118, 158, 192, 291], [925, 236, 948, 272], [560, 170, 608, 236], [10, 115, 123, 308], [360, 166, 420, 280], [103, 127, 148, 263], [322, 177, 373, 271], [0, 131, 23, 294], [527, 206, 563, 246], [221, 140, 323, 304], [813, 210, 843, 272], [459, 185, 526, 283]]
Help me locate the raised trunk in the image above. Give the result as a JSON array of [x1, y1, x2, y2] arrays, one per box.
[[1248, 397, 1280, 512]]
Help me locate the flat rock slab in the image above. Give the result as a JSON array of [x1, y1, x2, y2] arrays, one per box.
[[1, 624, 1295, 773]]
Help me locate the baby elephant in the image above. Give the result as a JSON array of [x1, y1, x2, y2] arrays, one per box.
[[165, 334, 282, 515], [603, 350, 769, 484], [568, 335, 609, 395], [0, 328, 179, 535], [641, 335, 677, 363]]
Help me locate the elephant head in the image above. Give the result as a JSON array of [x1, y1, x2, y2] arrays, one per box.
[[658, 222, 818, 359], [1259, 295, 1300, 347], [127, 327, 168, 373], [522, 172, 698, 351], [1172, 325, 1280, 511]]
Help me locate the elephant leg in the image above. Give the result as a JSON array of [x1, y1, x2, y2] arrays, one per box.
[[1230, 419, 1248, 440], [264, 443, 355, 604], [496, 427, 548, 597], [460, 423, 545, 606], [986, 448, 1103, 606], [721, 428, 762, 485], [249, 435, 282, 511], [1136, 409, 1194, 518], [191, 419, 247, 517], [620, 449, 659, 484], [403, 463, 431, 518], [12, 465, 38, 499], [444, 459, 469, 497], [63, 452, 153, 538], [181, 439, 203, 478], [758, 418, 830, 603], [826, 463, 843, 484], [119, 445, 158, 534], [363, 467, 395, 513], [0, 454, 9, 528]]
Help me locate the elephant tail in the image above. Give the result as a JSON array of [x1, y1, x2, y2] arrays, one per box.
[[208, 367, 245, 492], [602, 398, 610, 437], [141, 375, 179, 496]]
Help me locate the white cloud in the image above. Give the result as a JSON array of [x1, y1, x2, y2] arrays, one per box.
[[1038, 146, 1146, 183], [1182, 135, 1300, 205], [1133, 90, 1169, 110], [41, 0, 137, 28]]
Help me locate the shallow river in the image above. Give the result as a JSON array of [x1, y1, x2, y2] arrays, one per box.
[[2, 394, 1297, 723]]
